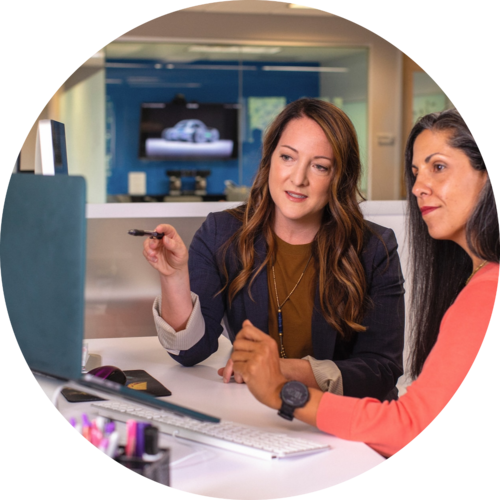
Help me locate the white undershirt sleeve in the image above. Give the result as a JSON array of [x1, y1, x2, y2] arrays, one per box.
[[302, 356, 344, 395], [153, 293, 206, 355]]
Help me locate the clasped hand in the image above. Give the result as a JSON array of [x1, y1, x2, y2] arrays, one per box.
[[224, 320, 287, 410]]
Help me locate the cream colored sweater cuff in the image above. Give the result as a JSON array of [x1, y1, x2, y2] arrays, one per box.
[[303, 356, 344, 395], [153, 293, 205, 355]]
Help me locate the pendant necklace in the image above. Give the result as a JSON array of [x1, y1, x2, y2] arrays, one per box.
[[271, 254, 313, 358], [465, 260, 488, 286]]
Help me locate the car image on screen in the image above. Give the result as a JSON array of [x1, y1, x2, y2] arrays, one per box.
[[162, 119, 220, 143]]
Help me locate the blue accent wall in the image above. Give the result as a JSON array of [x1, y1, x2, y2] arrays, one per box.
[[106, 60, 319, 196]]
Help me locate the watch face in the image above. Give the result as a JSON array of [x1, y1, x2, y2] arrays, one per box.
[[281, 381, 309, 406]]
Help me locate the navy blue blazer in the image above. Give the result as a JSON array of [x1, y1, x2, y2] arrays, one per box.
[[170, 210, 405, 401]]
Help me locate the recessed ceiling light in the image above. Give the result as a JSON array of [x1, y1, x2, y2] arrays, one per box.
[[288, 3, 314, 8], [262, 66, 348, 73], [188, 45, 281, 55]]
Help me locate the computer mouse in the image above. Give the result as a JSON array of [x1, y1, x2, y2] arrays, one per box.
[[88, 365, 127, 385]]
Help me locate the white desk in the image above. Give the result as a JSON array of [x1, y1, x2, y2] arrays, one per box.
[[51, 336, 385, 499]]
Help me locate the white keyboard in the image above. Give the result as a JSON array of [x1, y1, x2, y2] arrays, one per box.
[[92, 400, 331, 460]]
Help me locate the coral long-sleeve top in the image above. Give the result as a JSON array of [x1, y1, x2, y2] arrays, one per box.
[[316, 263, 499, 457]]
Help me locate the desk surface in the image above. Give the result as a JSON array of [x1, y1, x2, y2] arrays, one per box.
[[54, 336, 385, 499]]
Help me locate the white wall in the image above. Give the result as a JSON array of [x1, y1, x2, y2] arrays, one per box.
[[60, 63, 107, 204]]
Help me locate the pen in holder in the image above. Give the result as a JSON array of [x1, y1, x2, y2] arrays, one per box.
[[115, 446, 170, 486], [116, 422, 170, 486], [71, 415, 170, 486]]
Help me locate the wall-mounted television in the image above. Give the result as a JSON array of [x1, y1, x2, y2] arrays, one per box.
[[139, 102, 239, 161]]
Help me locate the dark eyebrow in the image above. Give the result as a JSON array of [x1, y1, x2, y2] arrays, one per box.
[[412, 152, 448, 168], [281, 144, 333, 162], [425, 152, 442, 163]]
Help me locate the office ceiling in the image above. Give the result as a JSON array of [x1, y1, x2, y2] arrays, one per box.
[[103, 1, 349, 64], [185, 1, 335, 17]]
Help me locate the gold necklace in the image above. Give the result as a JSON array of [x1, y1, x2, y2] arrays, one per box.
[[465, 260, 488, 286], [272, 254, 313, 358]]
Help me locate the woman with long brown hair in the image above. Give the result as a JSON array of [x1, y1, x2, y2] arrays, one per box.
[[143, 98, 405, 401], [231, 109, 499, 456]]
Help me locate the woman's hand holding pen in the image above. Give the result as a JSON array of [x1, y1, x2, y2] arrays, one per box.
[[143, 224, 193, 331], [143, 224, 189, 278]]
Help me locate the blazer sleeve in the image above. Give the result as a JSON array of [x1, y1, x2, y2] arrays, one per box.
[[168, 212, 229, 366], [334, 225, 405, 400]]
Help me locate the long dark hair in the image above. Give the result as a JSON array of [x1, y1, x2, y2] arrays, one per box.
[[221, 98, 369, 336], [405, 109, 499, 378]]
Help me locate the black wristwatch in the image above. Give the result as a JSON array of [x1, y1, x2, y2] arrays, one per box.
[[278, 381, 310, 421]]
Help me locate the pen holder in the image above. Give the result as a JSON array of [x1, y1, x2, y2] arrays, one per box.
[[115, 447, 170, 486]]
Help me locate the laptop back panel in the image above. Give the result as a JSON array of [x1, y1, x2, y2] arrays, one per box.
[[1, 174, 86, 380]]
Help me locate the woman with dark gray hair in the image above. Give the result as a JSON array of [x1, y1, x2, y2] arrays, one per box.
[[231, 109, 499, 457]]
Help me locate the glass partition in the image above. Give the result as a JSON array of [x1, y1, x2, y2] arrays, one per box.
[[413, 72, 453, 123], [103, 42, 369, 202]]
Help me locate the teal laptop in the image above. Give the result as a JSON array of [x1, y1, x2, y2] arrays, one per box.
[[1, 174, 86, 380]]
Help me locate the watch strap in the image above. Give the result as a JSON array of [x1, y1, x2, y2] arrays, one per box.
[[278, 401, 295, 421]]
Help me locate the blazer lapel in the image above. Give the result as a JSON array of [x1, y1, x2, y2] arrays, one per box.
[[311, 287, 337, 360]]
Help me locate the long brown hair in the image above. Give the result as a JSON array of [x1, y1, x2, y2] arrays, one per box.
[[221, 98, 368, 336]]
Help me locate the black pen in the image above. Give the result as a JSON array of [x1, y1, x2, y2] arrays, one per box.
[[128, 229, 165, 239]]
